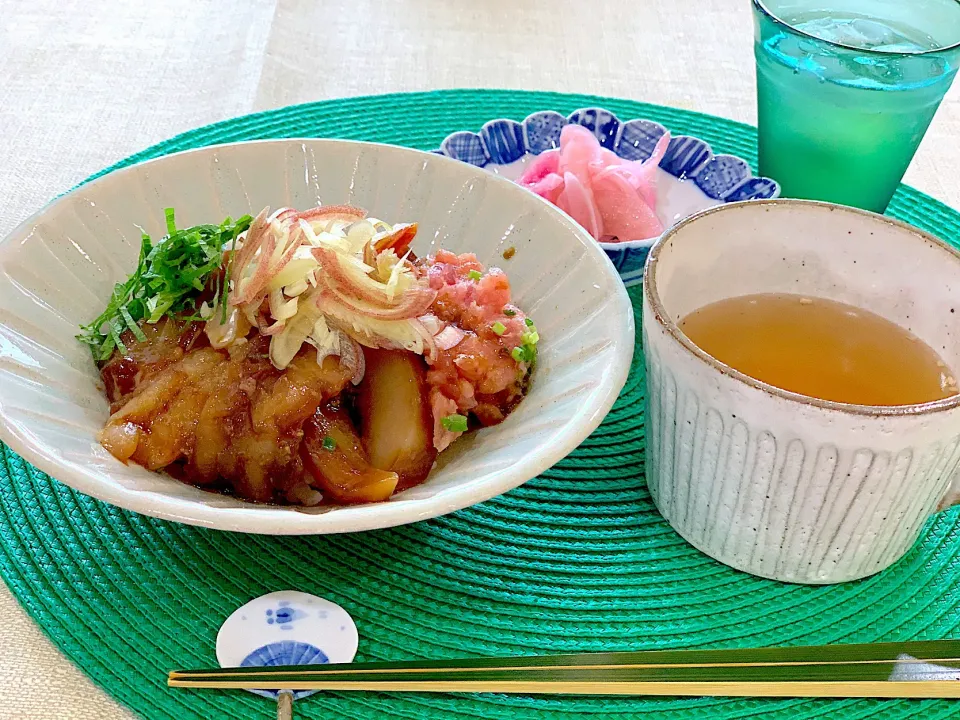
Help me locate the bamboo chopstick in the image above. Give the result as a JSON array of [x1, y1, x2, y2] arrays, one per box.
[[169, 640, 960, 698]]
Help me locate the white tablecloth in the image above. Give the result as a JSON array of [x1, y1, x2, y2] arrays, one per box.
[[2, 1, 959, 717]]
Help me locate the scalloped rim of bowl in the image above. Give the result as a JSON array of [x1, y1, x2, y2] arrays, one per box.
[[599, 236, 658, 251], [436, 106, 781, 247], [0, 138, 635, 535]]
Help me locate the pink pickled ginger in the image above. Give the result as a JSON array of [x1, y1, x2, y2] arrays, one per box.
[[518, 124, 670, 243]]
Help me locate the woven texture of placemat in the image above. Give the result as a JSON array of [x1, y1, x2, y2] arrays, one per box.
[[2, 90, 960, 720]]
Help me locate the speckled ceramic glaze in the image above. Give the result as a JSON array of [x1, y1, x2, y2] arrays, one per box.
[[643, 200, 960, 584], [0, 139, 633, 535]]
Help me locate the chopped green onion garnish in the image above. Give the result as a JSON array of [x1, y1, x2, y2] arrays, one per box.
[[322, 435, 337, 451], [467, 270, 482, 281], [511, 314, 539, 366], [441, 414, 468, 433], [491, 321, 506, 336], [503, 307, 517, 317]]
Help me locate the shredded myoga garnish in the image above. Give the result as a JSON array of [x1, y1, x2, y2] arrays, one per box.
[[79, 204, 537, 506]]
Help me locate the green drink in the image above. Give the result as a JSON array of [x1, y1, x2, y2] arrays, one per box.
[[753, 0, 960, 213]]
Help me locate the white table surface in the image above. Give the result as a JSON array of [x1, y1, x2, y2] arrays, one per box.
[[2, 0, 960, 717]]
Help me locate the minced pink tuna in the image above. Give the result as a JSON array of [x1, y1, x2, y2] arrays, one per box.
[[416, 250, 535, 450]]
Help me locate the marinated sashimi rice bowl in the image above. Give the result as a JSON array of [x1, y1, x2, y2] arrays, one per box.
[[80, 204, 538, 506]]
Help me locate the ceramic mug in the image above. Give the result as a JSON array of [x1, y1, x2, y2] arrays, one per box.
[[642, 199, 960, 584]]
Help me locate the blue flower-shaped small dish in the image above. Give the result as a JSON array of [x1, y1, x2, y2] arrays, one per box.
[[436, 107, 779, 286]]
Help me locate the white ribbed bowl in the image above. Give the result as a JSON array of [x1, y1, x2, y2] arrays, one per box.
[[0, 139, 633, 535]]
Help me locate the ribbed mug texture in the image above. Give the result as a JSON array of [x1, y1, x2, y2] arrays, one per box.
[[643, 201, 960, 583]]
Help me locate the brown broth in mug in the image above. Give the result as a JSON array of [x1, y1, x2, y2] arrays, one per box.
[[678, 293, 959, 406]]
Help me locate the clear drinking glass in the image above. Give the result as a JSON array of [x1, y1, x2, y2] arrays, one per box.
[[753, 0, 960, 213]]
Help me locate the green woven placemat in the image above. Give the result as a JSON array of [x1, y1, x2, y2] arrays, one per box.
[[3, 90, 960, 720]]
